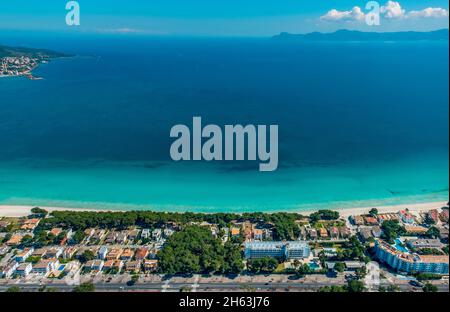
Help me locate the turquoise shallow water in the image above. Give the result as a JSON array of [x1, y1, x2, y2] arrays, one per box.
[[0, 37, 448, 212], [0, 149, 447, 213]]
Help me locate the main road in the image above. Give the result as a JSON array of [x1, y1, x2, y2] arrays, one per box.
[[1, 281, 448, 292]]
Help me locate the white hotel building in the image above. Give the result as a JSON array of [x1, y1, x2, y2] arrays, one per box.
[[244, 241, 310, 260]]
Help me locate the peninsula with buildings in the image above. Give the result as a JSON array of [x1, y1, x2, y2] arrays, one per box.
[[0, 44, 68, 80]]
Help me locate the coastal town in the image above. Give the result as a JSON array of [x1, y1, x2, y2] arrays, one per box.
[[0, 55, 44, 79], [0, 203, 448, 293], [0, 44, 66, 79]]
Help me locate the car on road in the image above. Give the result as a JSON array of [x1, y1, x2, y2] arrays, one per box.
[[409, 280, 424, 288], [345, 274, 357, 281]]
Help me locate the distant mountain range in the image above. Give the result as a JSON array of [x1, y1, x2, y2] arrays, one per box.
[[272, 29, 449, 41]]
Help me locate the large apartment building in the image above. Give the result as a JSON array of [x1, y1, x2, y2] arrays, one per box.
[[374, 239, 449, 275], [244, 241, 310, 260]]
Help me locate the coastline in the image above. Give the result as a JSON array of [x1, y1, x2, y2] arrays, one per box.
[[0, 200, 447, 218]]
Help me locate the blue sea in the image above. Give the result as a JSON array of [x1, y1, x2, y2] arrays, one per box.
[[0, 34, 448, 212]]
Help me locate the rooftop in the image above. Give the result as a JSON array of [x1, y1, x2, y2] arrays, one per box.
[[418, 255, 450, 264], [245, 241, 308, 249]]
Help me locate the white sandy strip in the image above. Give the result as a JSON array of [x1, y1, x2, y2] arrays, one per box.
[[0, 201, 448, 218], [0, 205, 106, 218], [302, 201, 448, 218]]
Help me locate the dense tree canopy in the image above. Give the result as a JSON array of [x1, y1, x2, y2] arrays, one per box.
[[309, 210, 340, 222], [333, 236, 367, 261], [247, 257, 279, 274], [381, 220, 406, 243], [270, 213, 300, 240], [37, 210, 305, 232], [425, 226, 440, 239], [157, 226, 243, 275]]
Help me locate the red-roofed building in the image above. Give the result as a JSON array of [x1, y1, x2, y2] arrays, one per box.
[[399, 210, 415, 224], [364, 216, 379, 226], [428, 209, 440, 224], [135, 247, 149, 260], [439, 208, 449, 223]]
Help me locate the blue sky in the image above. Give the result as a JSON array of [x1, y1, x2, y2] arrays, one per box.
[[0, 0, 448, 36]]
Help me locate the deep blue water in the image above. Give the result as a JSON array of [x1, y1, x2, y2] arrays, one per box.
[[0, 35, 448, 212]]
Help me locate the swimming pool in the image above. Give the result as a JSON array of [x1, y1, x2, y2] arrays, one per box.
[[393, 239, 409, 253], [308, 262, 320, 270]]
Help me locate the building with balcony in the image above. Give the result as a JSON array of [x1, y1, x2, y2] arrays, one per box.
[[244, 241, 310, 260], [374, 239, 449, 275]]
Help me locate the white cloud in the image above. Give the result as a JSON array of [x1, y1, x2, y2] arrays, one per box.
[[94, 28, 166, 35], [104, 28, 143, 34], [380, 1, 406, 19], [321, 1, 449, 24], [320, 6, 365, 22], [408, 7, 449, 18]]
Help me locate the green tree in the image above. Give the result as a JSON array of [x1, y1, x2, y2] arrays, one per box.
[[20, 235, 34, 247], [387, 284, 400, 292], [180, 286, 192, 292], [223, 242, 244, 275], [31, 207, 48, 217], [79, 250, 95, 264], [346, 280, 366, 292], [334, 262, 345, 273], [369, 208, 379, 216], [2, 233, 12, 244], [73, 282, 95, 292], [416, 273, 442, 281], [6, 286, 21, 292], [355, 266, 367, 280], [318, 285, 347, 292], [381, 220, 406, 244], [54, 231, 67, 245], [425, 227, 440, 239], [70, 230, 86, 244], [422, 283, 438, 292], [317, 250, 327, 266], [247, 257, 279, 274], [271, 213, 300, 240], [26, 256, 41, 264], [296, 263, 312, 277]]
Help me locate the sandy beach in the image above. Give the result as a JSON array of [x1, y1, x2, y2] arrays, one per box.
[[322, 201, 448, 218], [0, 205, 108, 218], [0, 201, 448, 218]]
